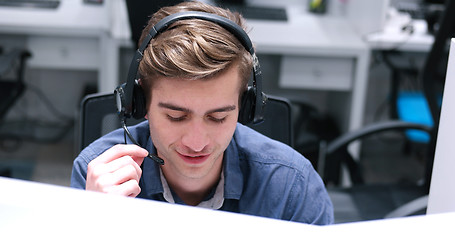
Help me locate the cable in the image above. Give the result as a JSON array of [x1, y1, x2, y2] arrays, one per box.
[[121, 119, 164, 165]]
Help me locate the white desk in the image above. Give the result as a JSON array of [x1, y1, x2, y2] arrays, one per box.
[[0, 0, 131, 93], [1, 177, 454, 239], [365, 9, 434, 52], [247, 3, 370, 133]]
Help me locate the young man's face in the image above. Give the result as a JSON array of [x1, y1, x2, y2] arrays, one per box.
[[145, 65, 242, 187]]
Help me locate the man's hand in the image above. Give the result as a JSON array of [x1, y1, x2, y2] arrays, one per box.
[[86, 144, 149, 197]]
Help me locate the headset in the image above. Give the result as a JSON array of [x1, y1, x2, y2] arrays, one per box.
[[114, 11, 267, 165]]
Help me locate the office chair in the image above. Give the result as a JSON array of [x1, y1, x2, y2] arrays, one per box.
[[0, 49, 31, 122], [0, 48, 31, 177], [79, 92, 293, 152], [321, 0, 455, 223]]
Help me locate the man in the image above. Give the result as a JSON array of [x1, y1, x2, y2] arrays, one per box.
[[71, 1, 333, 225]]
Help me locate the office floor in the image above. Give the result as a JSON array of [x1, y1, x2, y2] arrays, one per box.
[[0, 130, 75, 187]]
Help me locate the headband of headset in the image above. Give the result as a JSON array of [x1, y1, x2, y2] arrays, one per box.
[[116, 11, 265, 124]]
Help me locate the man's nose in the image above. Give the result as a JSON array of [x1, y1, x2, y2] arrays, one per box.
[[181, 120, 210, 152]]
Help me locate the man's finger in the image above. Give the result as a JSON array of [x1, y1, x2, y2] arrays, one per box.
[[103, 156, 143, 176], [105, 179, 142, 197], [90, 144, 149, 166], [109, 163, 142, 186]]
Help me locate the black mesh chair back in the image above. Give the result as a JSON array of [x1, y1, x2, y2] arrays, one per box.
[[0, 49, 30, 120]]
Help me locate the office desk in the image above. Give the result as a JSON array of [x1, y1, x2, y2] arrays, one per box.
[[0, 0, 131, 93], [0, 1, 369, 133], [363, 10, 435, 123], [365, 10, 434, 52], [248, 6, 370, 133], [1, 177, 454, 239]]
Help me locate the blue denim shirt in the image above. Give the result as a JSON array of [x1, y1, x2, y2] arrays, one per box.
[[71, 121, 334, 225]]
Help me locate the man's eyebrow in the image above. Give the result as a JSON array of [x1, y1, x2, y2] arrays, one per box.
[[158, 102, 191, 112], [206, 105, 236, 114], [158, 102, 236, 114]]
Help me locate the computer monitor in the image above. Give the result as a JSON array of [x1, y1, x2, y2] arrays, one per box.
[[427, 38, 455, 214], [423, 0, 445, 4], [213, 0, 245, 6], [212, 0, 287, 21]]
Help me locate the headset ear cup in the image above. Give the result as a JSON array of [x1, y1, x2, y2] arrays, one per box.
[[238, 88, 256, 124], [132, 82, 147, 119]]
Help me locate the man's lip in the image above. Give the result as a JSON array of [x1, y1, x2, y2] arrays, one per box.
[[177, 152, 210, 164]]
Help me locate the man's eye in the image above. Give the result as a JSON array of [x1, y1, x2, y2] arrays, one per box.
[[208, 115, 226, 123], [167, 115, 187, 122]]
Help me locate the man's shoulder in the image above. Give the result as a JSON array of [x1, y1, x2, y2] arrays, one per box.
[[231, 124, 333, 225], [233, 123, 311, 171]]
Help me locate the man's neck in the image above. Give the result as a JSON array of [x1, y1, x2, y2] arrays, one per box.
[[166, 172, 221, 206], [161, 160, 223, 206]]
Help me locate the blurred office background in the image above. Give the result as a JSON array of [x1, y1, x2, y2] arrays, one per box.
[[0, 0, 447, 222]]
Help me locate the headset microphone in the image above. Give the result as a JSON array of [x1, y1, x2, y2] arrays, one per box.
[[121, 120, 165, 165]]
